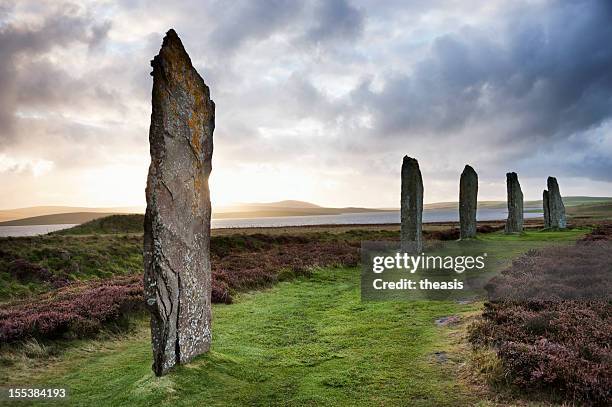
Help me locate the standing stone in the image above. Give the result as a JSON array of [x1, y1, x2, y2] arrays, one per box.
[[546, 176, 566, 229], [401, 156, 424, 252], [543, 189, 551, 228], [459, 165, 478, 239], [505, 172, 523, 233], [144, 29, 215, 376]]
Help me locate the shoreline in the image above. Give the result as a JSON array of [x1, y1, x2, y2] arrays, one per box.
[[0, 218, 548, 238]]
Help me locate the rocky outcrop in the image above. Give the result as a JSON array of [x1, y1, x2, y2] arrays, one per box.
[[143, 29, 215, 376], [459, 165, 478, 239], [401, 156, 423, 252], [545, 177, 566, 229], [505, 172, 523, 233]]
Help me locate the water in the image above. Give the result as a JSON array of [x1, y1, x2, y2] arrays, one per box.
[[0, 224, 79, 237], [212, 208, 541, 229], [0, 208, 542, 237]]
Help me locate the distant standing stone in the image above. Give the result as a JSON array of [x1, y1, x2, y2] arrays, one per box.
[[505, 172, 523, 233], [143, 29, 215, 376], [546, 176, 566, 229], [459, 165, 478, 239], [401, 156, 424, 252], [543, 189, 551, 228]]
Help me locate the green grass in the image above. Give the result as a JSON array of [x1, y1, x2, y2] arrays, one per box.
[[53, 214, 144, 235], [0, 234, 142, 300], [467, 228, 589, 285], [0, 228, 589, 406], [478, 227, 589, 241], [567, 202, 612, 219], [0, 227, 396, 301], [3, 266, 481, 406]]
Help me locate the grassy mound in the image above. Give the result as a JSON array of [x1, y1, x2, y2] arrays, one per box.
[[53, 214, 144, 235]]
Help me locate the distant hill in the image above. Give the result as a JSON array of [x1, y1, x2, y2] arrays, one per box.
[[1, 197, 610, 226], [0, 200, 393, 226], [556, 196, 612, 205], [423, 201, 508, 210], [213, 200, 323, 217], [567, 202, 612, 219], [213, 207, 390, 219], [424, 196, 612, 211], [26, 200, 612, 236], [230, 200, 322, 209], [0, 206, 142, 223], [0, 212, 121, 226]]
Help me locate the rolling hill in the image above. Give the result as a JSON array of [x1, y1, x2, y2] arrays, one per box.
[[1, 197, 610, 226]]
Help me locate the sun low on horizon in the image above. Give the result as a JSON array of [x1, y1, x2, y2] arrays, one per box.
[[0, 0, 611, 211]]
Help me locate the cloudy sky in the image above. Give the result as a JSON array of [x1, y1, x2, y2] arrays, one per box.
[[0, 0, 611, 209]]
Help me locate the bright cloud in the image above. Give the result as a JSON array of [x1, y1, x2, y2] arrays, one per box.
[[0, 0, 610, 209]]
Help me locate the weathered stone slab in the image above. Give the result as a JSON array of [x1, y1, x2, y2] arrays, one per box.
[[543, 189, 551, 228], [143, 29, 215, 376], [505, 172, 523, 233], [401, 156, 423, 252], [546, 176, 566, 229], [459, 165, 478, 239]]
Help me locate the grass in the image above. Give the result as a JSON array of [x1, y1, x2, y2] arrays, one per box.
[[567, 202, 612, 220], [1, 266, 483, 406], [0, 234, 142, 300], [0, 226, 591, 406], [478, 227, 590, 242], [52, 215, 144, 235], [0, 216, 475, 302]]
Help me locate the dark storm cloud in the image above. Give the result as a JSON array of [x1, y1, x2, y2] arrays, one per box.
[[335, 0, 612, 181], [208, 0, 363, 53], [304, 0, 364, 44], [208, 0, 305, 52], [0, 2, 111, 145], [353, 0, 612, 140]]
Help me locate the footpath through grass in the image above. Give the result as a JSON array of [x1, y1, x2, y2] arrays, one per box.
[[5, 266, 481, 406]]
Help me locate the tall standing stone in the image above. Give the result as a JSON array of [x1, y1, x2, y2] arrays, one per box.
[[401, 156, 424, 252], [545, 176, 566, 229], [144, 29, 215, 376], [505, 172, 523, 233], [543, 190, 551, 228], [459, 165, 478, 239]]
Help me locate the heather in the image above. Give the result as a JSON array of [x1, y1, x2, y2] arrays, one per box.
[[483, 241, 612, 301], [0, 267, 482, 406], [469, 224, 612, 405], [425, 224, 504, 241], [0, 234, 360, 343], [0, 229, 376, 298], [0, 234, 143, 299], [0, 220, 557, 344], [0, 223, 476, 301], [0, 276, 143, 343], [0, 220, 595, 405]]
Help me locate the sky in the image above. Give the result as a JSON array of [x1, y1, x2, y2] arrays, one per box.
[[0, 0, 611, 209]]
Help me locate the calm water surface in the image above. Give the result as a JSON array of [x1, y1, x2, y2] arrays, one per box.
[[0, 224, 79, 237], [0, 208, 542, 237]]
